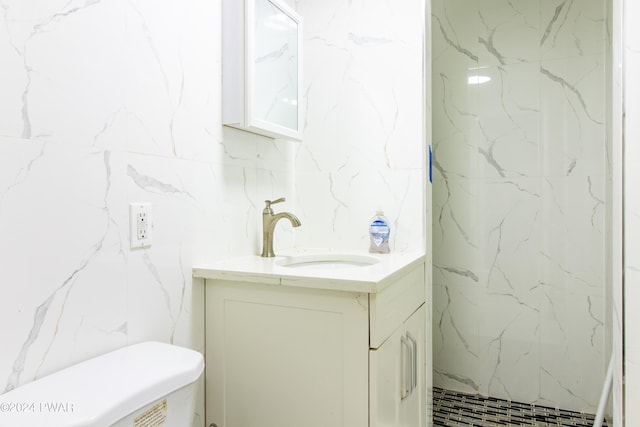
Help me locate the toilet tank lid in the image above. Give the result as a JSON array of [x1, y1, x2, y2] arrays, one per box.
[[0, 342, 204, 427]]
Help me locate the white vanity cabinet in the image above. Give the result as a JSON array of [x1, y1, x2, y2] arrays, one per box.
[[200, 258, 426, 427]]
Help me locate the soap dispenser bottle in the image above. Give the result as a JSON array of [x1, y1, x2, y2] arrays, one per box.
[[369, 211, 390, 254]]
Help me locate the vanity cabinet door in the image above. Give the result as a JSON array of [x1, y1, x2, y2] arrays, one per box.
[[205, 280, 369, 427], [402, 304, 426, 427], [370, 304, 426, 427]]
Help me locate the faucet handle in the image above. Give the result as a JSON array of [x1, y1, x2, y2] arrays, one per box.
[[267, 197, 285, 205], [263, 197, 286, 213]]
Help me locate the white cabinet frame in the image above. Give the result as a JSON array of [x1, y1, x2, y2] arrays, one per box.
[[222, 0, 304, 140]]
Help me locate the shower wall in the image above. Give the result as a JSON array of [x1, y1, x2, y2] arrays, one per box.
[[432, 0, 607, 413]]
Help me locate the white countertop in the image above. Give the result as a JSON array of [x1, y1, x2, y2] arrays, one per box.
[[192, 250, 426, 294]]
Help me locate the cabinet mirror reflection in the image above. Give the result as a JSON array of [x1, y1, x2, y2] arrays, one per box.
[[253, 0, 300, 132], [222, 0, 303, 141]]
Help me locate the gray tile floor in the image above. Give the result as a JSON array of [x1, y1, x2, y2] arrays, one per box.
[[433, 387, 607, 427]]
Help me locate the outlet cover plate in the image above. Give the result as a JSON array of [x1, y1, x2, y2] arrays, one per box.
[[130, 202, 152, 249]]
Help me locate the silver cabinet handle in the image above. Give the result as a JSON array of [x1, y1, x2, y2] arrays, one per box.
[[401, 335, 410, 400], [407, 332, 417, 395]]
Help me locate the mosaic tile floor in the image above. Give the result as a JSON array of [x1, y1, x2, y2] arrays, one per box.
[[433, 387, 607, 427]]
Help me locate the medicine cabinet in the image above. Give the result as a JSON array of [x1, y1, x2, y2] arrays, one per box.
[[222, 0, 303, 141]]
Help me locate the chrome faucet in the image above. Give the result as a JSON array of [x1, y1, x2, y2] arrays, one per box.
[[261, 197, 301, 257]]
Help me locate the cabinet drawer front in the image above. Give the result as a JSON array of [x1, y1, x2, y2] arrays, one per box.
[[369, 263, 425, 349]]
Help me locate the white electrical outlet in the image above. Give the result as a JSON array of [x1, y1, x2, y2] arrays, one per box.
[[130, 203, 153, 249]]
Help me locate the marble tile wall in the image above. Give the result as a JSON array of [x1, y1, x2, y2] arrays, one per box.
[[0, 1, 296, 424], [0, 1, 427, 425], [432, 0, 608, 413], [291, 0, 427, 254]]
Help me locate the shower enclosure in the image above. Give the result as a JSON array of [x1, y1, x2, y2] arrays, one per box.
[[432, 0, 609, 414]]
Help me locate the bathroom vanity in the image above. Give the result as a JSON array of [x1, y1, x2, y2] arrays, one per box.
[[193, 252, 427, 427]]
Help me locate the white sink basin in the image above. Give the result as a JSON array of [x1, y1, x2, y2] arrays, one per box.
[[276, 254, 380, 270]]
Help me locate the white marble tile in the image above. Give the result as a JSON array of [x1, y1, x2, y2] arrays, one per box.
[[432, 279, 482, 394], [125, 0, 221, 161], [432, 131, 479, 182], [477, 178, 540, 292], [220, 126, 273, 170], [540, 55, 606, 179], [0, 16, 30, 137], [432, 177, 479, 282], [125, 1, 187, 158], [294, 166, 423, 253], [539, 175, 605, 296], [431, 0, 481, 70], [431, 68, 480, 180], [476, 289, 540, 403], [539, 291, 605, 411], [541, 0, 608, 61], [476, 64, 540, 178], [476, 0, 541, 65], [293, 0, 425, 253], [0, 140, 128, 390], [1, 0, 126, 146], [125, 160, 196, 345]]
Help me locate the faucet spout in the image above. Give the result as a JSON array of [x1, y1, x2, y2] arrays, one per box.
[[261, 198, 301, 257], [273, 212, 302, 228]]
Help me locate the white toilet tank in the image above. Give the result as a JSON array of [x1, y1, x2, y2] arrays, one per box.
[[0, 341, 204, 427]]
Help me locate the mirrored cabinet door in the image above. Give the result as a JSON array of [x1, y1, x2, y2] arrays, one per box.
[[223, 0, 303, 141]]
